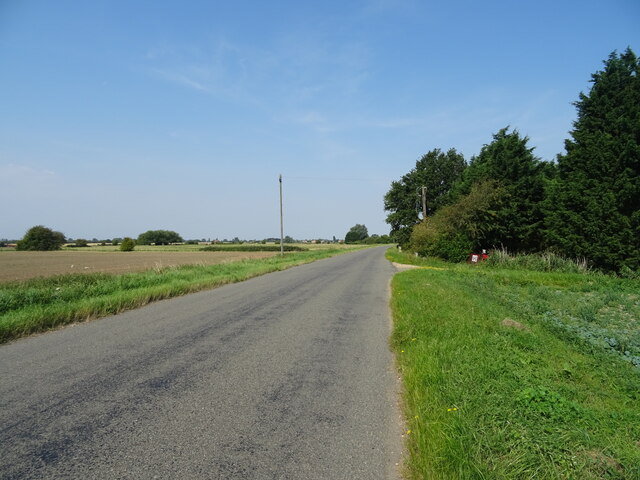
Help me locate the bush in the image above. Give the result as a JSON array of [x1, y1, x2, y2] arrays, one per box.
[[410, 180, 505, 261], [73, 239, 89, 247], [16, 226, 65, 251], [119, 237, 136, 252]]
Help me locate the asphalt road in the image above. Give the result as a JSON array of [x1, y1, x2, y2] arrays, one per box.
[[0, 247, 403, 479]]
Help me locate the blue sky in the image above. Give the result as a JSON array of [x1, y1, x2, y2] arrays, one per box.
[[1, 0, 639, 241]]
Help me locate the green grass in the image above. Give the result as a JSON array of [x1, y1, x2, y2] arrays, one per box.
[[57, 242, 351, 252], [200, 245, 306, 252], [485, 248, 592, 274], [0, 248, 359, 343], [388, 249, 640, 479]]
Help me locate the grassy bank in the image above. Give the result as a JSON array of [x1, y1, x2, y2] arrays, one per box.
[[200, 245, 306, 252], [55, 243, 354, 252], [388, 249, 640, 479], [0, 248, 358, 343]]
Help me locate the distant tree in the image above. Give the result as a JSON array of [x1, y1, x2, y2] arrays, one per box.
[[452, 127, 552, 252], [73, 239, 89, 247], [364, 234, 392, 244], [119, 237, 135, 252], [284, 235, 295, 243], [16, 225, 66, 251], [111, 238, 122, 246], [345, 224, 369, 243], [137, 230, 183, 245], [385, 148, 466, 245], [545, 48, 640, 271]]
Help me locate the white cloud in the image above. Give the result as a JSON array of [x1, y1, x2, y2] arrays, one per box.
[[0, 163, 55, 183]]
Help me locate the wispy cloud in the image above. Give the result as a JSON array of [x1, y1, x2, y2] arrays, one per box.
[[142, 30, 372, 110], [149, 67, 210, 93]]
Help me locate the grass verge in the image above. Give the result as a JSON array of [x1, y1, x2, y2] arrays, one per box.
[[0, 248, 358, 343], [200, 245, 306, 252], [388, 249, 640, 479]]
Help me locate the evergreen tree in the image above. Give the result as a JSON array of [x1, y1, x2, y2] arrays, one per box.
[[453, 127, 551, 252], [545, 49, 640, 271], [384, 148, 466, 245]]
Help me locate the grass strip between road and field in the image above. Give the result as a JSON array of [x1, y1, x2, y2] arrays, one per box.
[[0, 248, 363, 343], [387, 249, 640, 479]]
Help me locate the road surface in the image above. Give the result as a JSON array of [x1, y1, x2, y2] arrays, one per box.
[[0, 247, 403, 479]]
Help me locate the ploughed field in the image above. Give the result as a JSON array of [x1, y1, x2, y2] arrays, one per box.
[[0, 251, 277, 283]]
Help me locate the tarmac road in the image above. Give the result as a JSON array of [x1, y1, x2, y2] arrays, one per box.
[[0, 246, 403, 479]]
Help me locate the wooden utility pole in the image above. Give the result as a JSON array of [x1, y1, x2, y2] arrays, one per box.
[[421, 185, 427, 220], [279, 174, 284, 256]]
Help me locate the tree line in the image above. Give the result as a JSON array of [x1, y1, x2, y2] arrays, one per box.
[[384, 49, 639, 273], [14, 228, 185, 251]]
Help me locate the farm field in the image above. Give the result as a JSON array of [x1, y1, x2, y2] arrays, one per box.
[[0, 246, 365, 343], [0, 250, 276, 283]]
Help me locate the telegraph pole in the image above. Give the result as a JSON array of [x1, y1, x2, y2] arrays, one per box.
[[279, 174, 284, 256], [421, 186, 427, 220]]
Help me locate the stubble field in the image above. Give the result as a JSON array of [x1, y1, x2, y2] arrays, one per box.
[[0, 250, 276, 283]]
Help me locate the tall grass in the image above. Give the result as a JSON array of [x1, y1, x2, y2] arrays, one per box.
[[486, 248, 591, 274], [388, 248, 640, 479], [0, 248, 352, 343]]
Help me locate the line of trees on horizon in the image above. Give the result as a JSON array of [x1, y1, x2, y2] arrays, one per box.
[[384, 48, 639, 273], [7, 227, 374, 250]]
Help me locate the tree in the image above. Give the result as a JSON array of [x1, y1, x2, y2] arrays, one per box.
[[345, 224, 368, 243], [410, 180, 506, 261], [545, 49, 640, 271], [452, 127, 551, 252], [137, 230, 183, 245], [384, 148, 466, 245], [16, 225, 65, 251], [119, 237, 135, 251]]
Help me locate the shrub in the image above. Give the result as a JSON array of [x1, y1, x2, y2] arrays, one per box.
[[410, 180, 505, 261], [16, 226, 65, 251], [73, 239, 89, 247], [120, 237, 135, 252]]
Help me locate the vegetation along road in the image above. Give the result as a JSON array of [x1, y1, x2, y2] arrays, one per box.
[[0, 246, 403, 479]]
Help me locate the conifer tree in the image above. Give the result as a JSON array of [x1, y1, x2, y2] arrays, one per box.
[[545, 48, 640, 271], [453, 127, 551, 252]]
